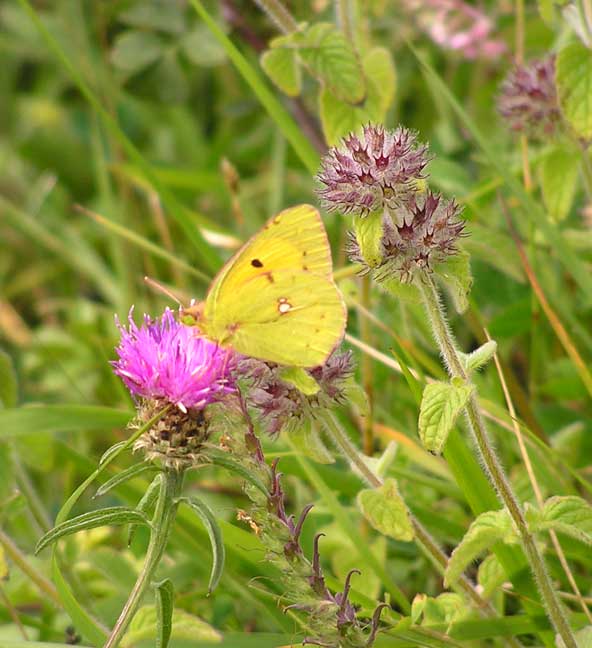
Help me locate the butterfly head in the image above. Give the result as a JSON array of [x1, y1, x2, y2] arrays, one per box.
[[180, 299, 205, 327]]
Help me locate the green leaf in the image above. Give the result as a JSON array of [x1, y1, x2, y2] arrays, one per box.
[[0, 544, 8, 580], [418, 381, 474, 455], [556, 42, 592, 140], [445, 508, 514, 587], [208, 451, 268, 496], [0, 405, 132, 437], [36, 507, 150, 554], [477, 554, 507, 600], [460, 340, 497, 373], [353, 212, 384, 268], [533, 495, 592, 544], [0, 349, 17, 408], [123, 605, 221, 647], [319, 46, 395, 145], [287, 418, 334, 464], [539, 144, 580, 222], [412, 592, 468, 625], [119, 3, 185, 34], [537, 0, 555, 24], [278, 366, 319, 395], [94, 463, 158, 498], [434, 248, 473, 313], [261, 46, 301, 97], [297, 23, 365, 103], [0, 444, 15, 502], [179, 496, 225, 594], [129, 473, 163, 546], [182, 25, 227, 67], [111, 31, 164, 74], [357, 478, 414, 541], [154, 579, 174, 648]]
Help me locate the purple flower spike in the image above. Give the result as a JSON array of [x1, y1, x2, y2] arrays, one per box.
[[112, 308, 235, 412]]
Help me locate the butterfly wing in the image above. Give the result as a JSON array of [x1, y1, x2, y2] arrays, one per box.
[[202, 204, 346, 367]]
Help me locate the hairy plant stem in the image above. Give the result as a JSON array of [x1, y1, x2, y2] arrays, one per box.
[[253, 0, 298, 33], [103, 468, 184, 648], [321, 410, 520, 640], [417, 271, 577, 648]]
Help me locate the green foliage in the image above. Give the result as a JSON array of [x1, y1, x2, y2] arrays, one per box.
[[288, 418, 335, 464], [445, 509, 515, 587], [418, 380, 474, 454], [353, 212, 385, 268], [556, 41, 592, 139], [357, 478, 414, 541], [434, 248, 473, 314], [539, 144, 580, 222], [529, 495, 592, 544], [154, 579, 175, 648], [460, 340, 497, 373], [261, 45, 301, 96]]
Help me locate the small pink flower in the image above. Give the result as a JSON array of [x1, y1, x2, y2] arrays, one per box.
[[112, 308, 235, 412]]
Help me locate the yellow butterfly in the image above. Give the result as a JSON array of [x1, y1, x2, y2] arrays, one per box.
[[185, 204, 346, 368]]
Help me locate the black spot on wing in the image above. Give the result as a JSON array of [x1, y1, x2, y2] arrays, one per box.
[[251, 258, 264, 268]]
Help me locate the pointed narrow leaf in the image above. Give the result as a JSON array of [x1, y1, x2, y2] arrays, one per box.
[[418, 381, 474, 454], [129, 473, 163, 546], [154, 579, 174, 648], [445, 508, 514, 587], [95, 463, 157, 498], [208, 451, 268, 496], [534, 495, 592, 545], [357, 478, 414, 541], [434, 248, 473, 313], [179, 496, 225, 593], [36, 507, 150, 554]]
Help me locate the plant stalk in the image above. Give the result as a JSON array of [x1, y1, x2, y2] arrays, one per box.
[[103, 468, 184, 648], [252, 0, 298, 34], [417, 271, 577, 648]]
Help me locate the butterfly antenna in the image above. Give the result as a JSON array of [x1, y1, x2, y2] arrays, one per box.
[[144, 276, 184, 308]]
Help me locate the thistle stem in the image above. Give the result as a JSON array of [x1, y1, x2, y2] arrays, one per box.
[[417, 271, 577, 648], [252, 0, 297, 34], [321, 410, 520, 640], [103, 468, 184, 648]]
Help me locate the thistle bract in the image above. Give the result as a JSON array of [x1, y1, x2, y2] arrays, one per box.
[[317, 124, 431, 216]]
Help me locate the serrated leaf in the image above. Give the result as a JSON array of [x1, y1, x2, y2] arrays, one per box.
[[179, 496, 225, 594], [0, 544, 8, 580], [298, 23, 365, 103], [36, 507, 150, 554], [434, 248, 472, 313], [288, 418, 334, 464], [111, 31, 164, 74], [319, 46, 395, 145], [534, 495, 592, 545], [95, 463, 158, 498], [539, 144, 580, 222], [123, 605, 221, 647], [278, 366, 319, 395], [357, 478, 414, 541], [445, 508, 514, 587], [416, 592, 467, 626], [261, 46, 301, 96], [418, 381, 474, 454], [353, 212, 384, 268], [477, 553, 506, 599], [154, 579, 174, 648], [0, 349, 17, 408], [460, 340, 497, 373], [556, 42, 592, 140]]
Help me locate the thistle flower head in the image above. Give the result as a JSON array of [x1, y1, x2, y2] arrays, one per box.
[[402, 0, 506, 60], [241, 350, 355, 438], [113, 308, 235, 412], [112, 308, 235, 468], [498, 56, 561, 140], [317, 124, 431, 216], [349, 191, 465, 283]]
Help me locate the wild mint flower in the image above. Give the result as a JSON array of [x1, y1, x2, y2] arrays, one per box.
[[348, 191, 465, 283], [402, 0, 506, 60], [498, 56, 561, 140], [112, 308, 235, 468], [241, 350, 355, 438], [317, 124, 431, 216]]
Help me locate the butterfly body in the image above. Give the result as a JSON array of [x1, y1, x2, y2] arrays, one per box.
[[189, 204, 346, 367]]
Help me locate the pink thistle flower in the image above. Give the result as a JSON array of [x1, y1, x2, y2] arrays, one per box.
[[497, 56, 561, 140], [112, 308, 235, 412], [317, 124, 431, 216], [402, 0, 506, 60]]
